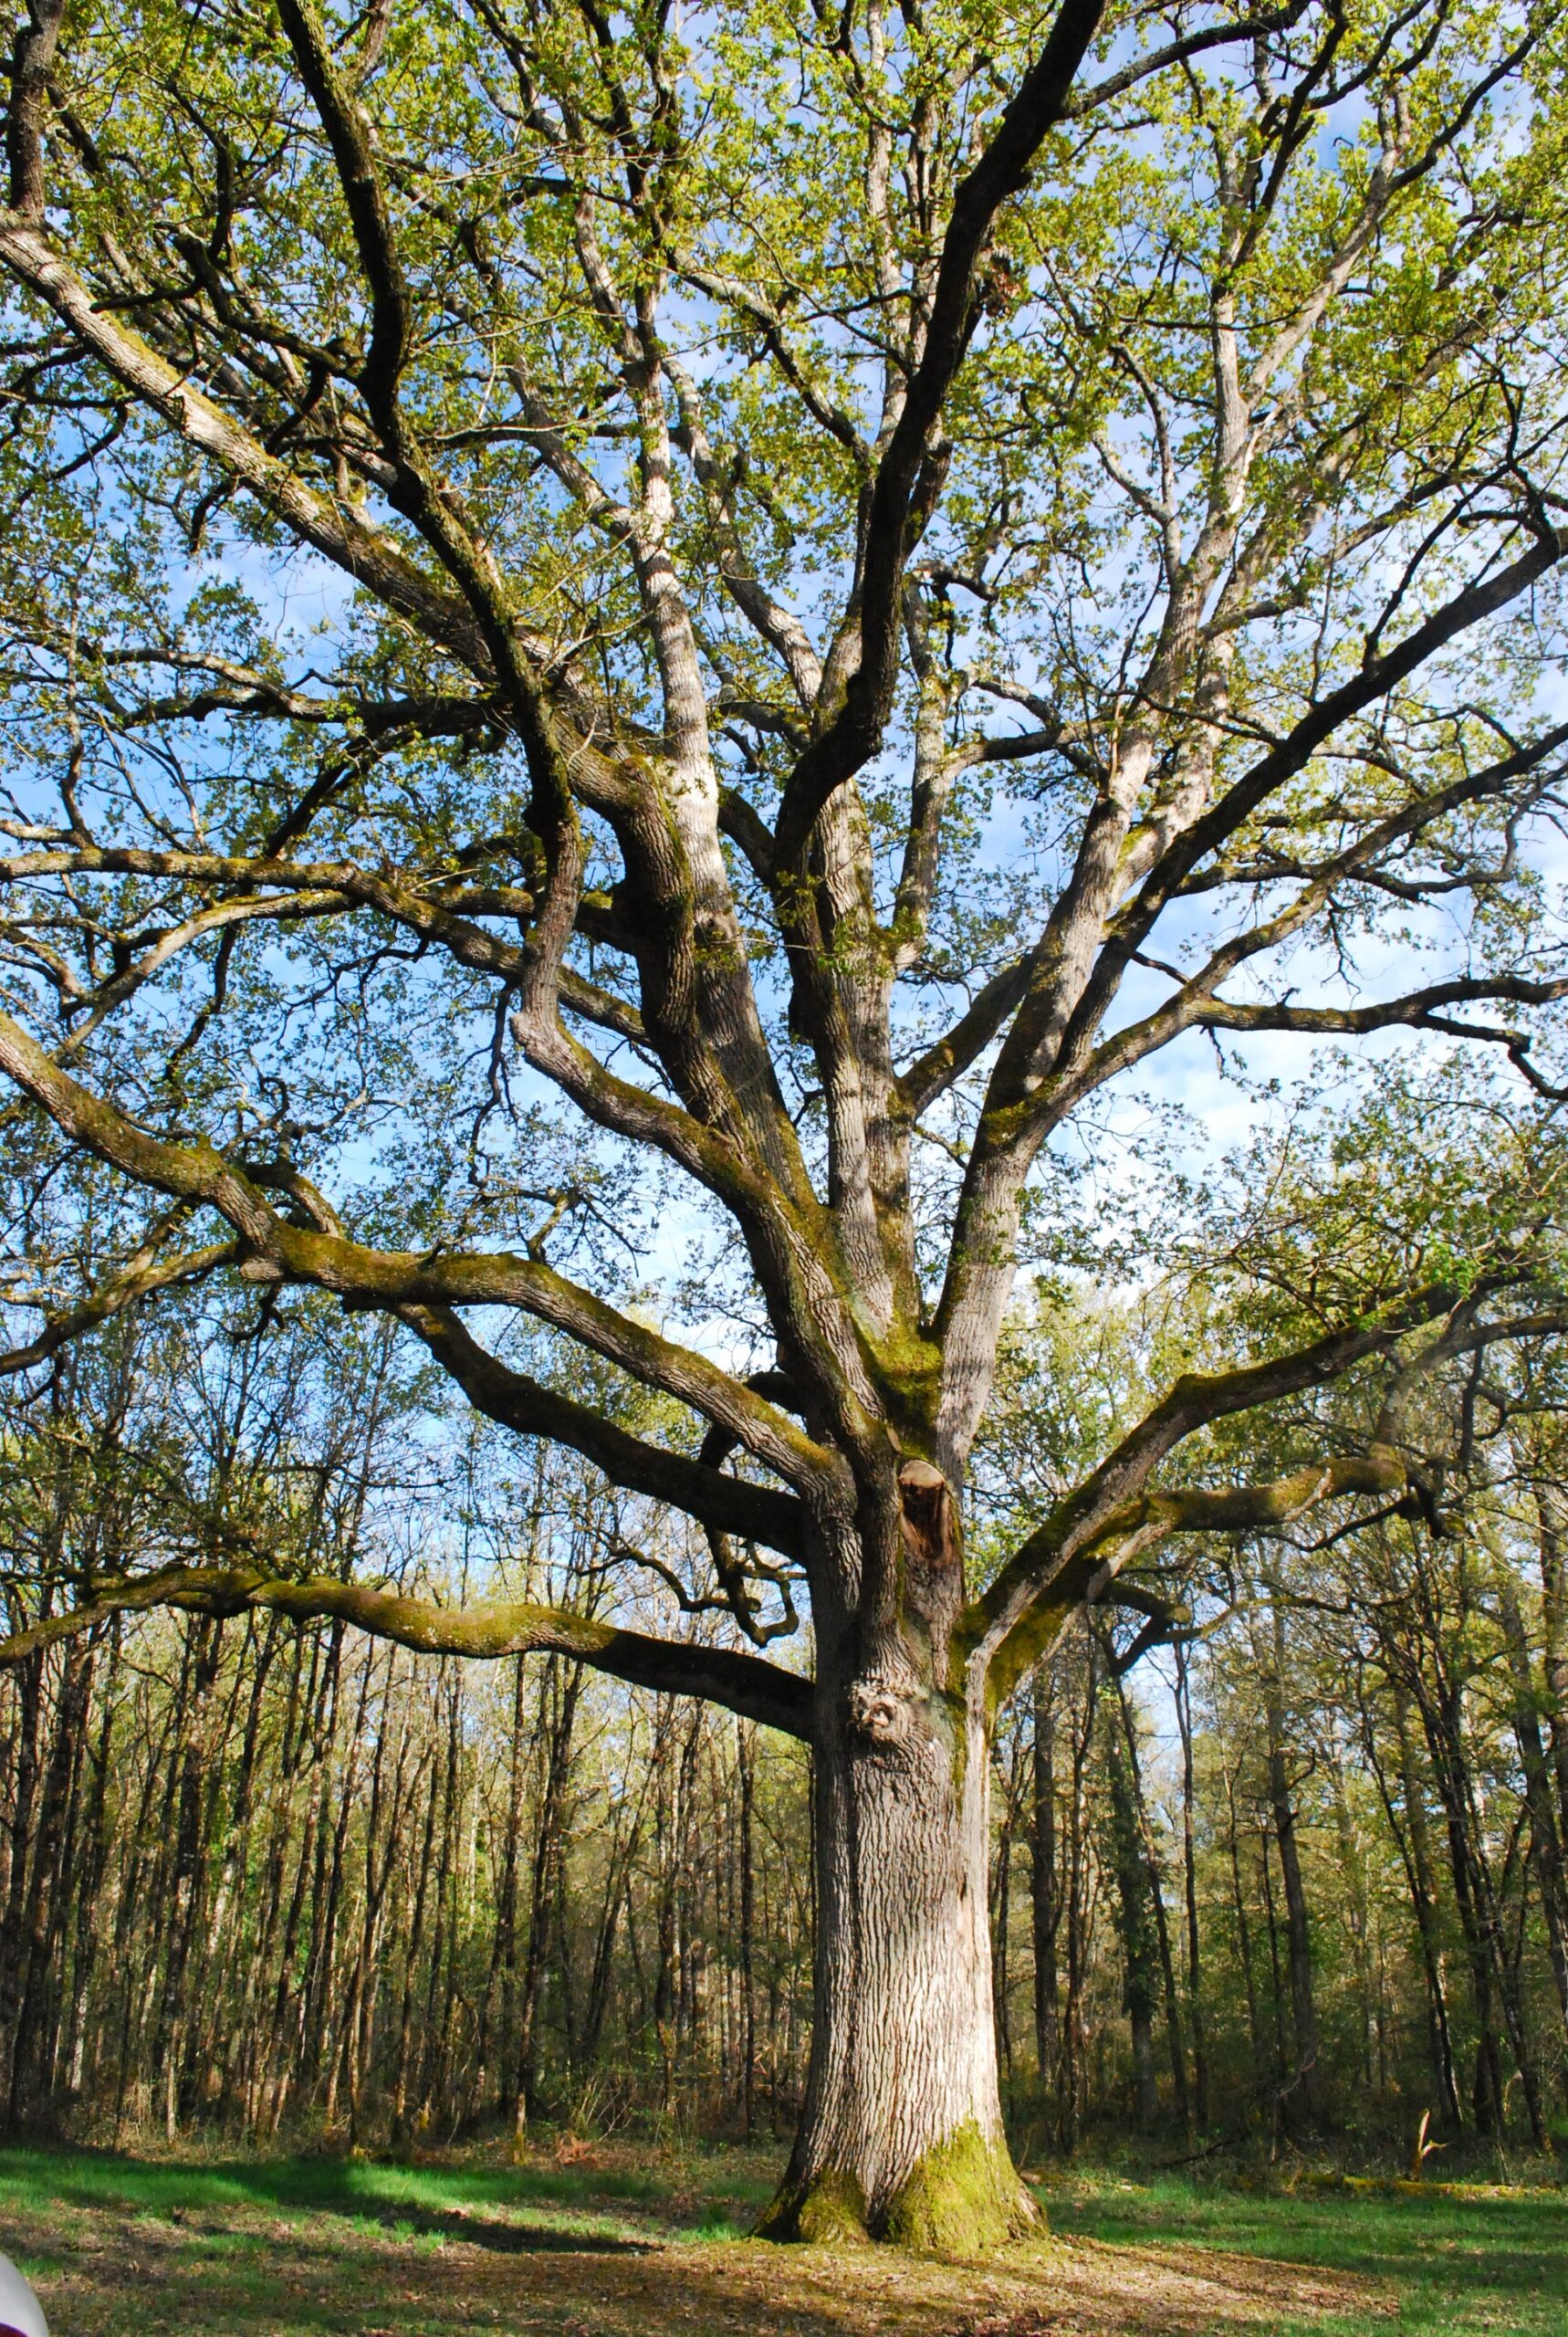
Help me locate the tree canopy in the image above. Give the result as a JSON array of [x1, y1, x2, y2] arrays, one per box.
[[1, 0, 1566, 1692]]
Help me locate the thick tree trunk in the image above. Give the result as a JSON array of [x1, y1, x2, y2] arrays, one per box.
[[759, 1659, 1033, 2253]]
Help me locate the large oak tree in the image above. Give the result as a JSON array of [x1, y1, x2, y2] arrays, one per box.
[[1, 0, 1568, 2248]]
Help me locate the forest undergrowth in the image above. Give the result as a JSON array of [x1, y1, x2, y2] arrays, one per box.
[[1, 2135, 1564, 2337]]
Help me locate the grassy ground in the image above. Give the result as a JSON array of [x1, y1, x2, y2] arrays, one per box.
[[0, 2139, 1563, 2334], [1043, 2169, 1568, 2334]]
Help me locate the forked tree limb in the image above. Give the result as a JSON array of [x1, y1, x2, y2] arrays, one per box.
[[1064, 8, 1305, 116], [978, 1448, 1408, 1705], [0, 1008, 841, 1501], [923, 520, 1568, 1462], [964, 1277, 1566, 1680], [0, 1020, 817, 1556], [0, 216, 646, 827], [1061, 718, 1568, 1105], [1052, 521, 1568, 1085], [976, 1286, 1568, 1702], [394, 1305, 808, 1556], [0, 211, 486, 663], [773, 0, 1110, 870]]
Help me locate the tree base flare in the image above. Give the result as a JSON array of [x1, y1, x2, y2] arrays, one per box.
[[757, 2125, 1040, 2255], [756, 2166, 871, 2245], [881, 2123, 1039, 2256]]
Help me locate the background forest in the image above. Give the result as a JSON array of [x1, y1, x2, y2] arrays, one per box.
[[6, 1064, 1568, 2171]]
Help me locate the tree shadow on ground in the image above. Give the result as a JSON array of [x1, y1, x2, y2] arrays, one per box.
[[10, 2210, 1395, 2337], [1, 2148, 1439, 2335], [341, 2200, 652, 2254], [5, 2147, 661, 2249]]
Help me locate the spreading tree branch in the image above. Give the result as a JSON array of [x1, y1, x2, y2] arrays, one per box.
[[0, 1563, 815, 1738]]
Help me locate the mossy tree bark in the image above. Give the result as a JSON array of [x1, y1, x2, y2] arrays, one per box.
[[760, 1568, 1031, 2249]]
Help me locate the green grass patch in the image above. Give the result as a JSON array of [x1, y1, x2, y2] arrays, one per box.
[[0, 2136, 779, 2238], [0, 2142, 669, 2216], [1042, 2165, 1568, 2334]]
